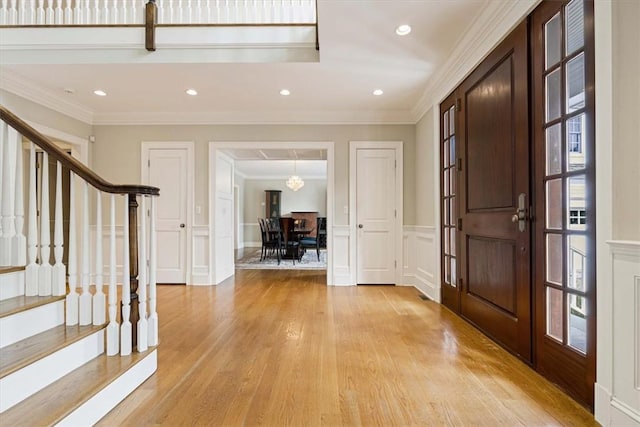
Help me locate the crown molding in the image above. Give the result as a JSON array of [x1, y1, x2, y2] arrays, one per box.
[[411, 0, 540, 122], [92, 109, 416, 126], [0, 68, 94, 124]]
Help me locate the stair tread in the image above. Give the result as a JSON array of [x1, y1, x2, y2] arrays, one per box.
[[0, 323, 107, 379], [0, 349, 155, 426], [0, 294, 65, 319], [0, 266, 25, 275]]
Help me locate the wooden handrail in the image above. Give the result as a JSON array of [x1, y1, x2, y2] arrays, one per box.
[[0, 106, 159, 196]]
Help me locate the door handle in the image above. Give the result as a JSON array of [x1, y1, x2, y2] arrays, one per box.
[[358, 224, 364, 229], [513, 193, 527, 232], [180, 223, 186, 228]]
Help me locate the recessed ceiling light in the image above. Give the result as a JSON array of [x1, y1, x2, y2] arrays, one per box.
[[373, 89, 384, 96], [395, 24, 411, 36], [93, 90, 107, 96], [280, 89, 290, 96], [186, 88, 198, 96]]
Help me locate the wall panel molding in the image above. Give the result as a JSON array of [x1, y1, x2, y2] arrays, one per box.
[[402, 226, 439, 301]]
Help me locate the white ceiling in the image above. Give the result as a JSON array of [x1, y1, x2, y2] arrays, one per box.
[[221, 148, 327, 178], [0, 0, 489, 124]]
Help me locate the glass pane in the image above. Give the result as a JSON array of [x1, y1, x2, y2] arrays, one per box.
[[567, 175, 586, 230], [567, 234, 586, 291], [567, 114, 585, 171], [449, 136, 456, 166], [568, 293, 587, 353], [566, 53, 585, 113], [546, 233, 563, 285], [545, 13, 562, 69], [444, 227, 450, 254], [546, 179, 563, 229], [546, 68, 562, 122], [450, 228, 456, 256], [444, 170, 450, 197], [444, 199, 449, 226], [444, 255, 450, 284], [450, 198, 456, 225], [449, 107, 455, 135], [566, 0, 585, 56], [546, 123, 562, 175], [444, 110, 450, 138], [547, 287, 564, 342], [451, 257, 457, 286], [444, 139, 449, 169], [450, 168, 456, 196]]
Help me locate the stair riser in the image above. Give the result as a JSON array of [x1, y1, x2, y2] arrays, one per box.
[[57, 349, 158, 427], [0, 329, 105, 413], [0, 300, 64, 348], [0, 271, 24, 301]]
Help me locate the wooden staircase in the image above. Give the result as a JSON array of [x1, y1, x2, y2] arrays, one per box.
[[0, 267, 157, 425], [1, 106, 161, 425]]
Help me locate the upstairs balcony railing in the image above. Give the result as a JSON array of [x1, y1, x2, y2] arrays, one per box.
[[0, 0, 317, 26]]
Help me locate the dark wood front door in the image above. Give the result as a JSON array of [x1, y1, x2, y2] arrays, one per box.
[[441, 21, 532, 362]]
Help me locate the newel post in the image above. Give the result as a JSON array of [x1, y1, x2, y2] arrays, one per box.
[[128, 193, 140, 348], [145, 0, 157, 51]]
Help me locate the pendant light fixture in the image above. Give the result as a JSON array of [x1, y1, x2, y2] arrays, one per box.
[[286, 151, 304, 191]]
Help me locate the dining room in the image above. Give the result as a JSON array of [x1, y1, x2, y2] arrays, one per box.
[[224, 148, 328, 271]]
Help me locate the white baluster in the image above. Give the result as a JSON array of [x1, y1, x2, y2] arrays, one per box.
[[166, 0, 173, 24], [18, 0, 25, 24], [52, 160, 65, 296], [54, 0, 63, 24], [63, 0, 72, 24], [23, 0, 35, 24], [148, 195, 158, 346], [38, 152, 52, 296], [137, 195, 148, 352], [74, 0, 82, 24], [204, 0, 212, 24], [92, 0, 99, 25], [120, 0, 127, 24], [0, 0, 7, 26], [65, 172, 79, 325], [194, 0, 202, 24], [121, 193, 132, 355], [35, 0, 44, 24], [101, 0, 109, 24], [111, 0, 119, 24], [8, 0, 17, 25], [11, 129, 25, 266], [83, 0, 90, 25], [106, 193, 119, 355], [93, 190, 105, 324], [155, 0, 163, 23], [130, 0, 137, 24], [1, 122, 15, 266], [25, 142, 38, 295], [185, 0, 192, 24], [176, 0, 182, 24], [79, 181, 91, 325]]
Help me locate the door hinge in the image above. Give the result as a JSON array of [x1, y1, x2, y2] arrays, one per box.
[[394, 209, 397, 218], [148, 159, 150, 167], [456, 98, 461, 112], [459, 278, 463, 287], [395, 260, 397, 268], [457, 158, 462, 171], [457, 218, 462, 230]]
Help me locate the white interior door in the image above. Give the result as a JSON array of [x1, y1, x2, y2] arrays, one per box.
[[146, 148, 187, 283], [356, 148, 397, 284], [214, 152, 234, 283]]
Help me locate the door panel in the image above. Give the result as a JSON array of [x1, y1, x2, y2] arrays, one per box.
[[356, 149, 396, 284], [214, 152, 234, 283], [147, 149, 187, 284], [458, 21, 532, 361]]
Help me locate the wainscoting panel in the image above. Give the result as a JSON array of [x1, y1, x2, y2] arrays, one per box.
[[332, 226, 351, 286], [403, 226, 439, 301], [607, 241, 640, 426], [191, 226, 211, 285], [242, 222, 261, 248]]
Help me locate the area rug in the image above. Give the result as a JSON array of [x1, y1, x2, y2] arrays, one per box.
[[235, 248, 327, 270]]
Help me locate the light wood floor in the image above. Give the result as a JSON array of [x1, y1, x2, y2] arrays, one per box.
[[99, 270, 595, 426]]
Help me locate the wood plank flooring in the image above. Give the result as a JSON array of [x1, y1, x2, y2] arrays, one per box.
[[99, 270, 595, 426]]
